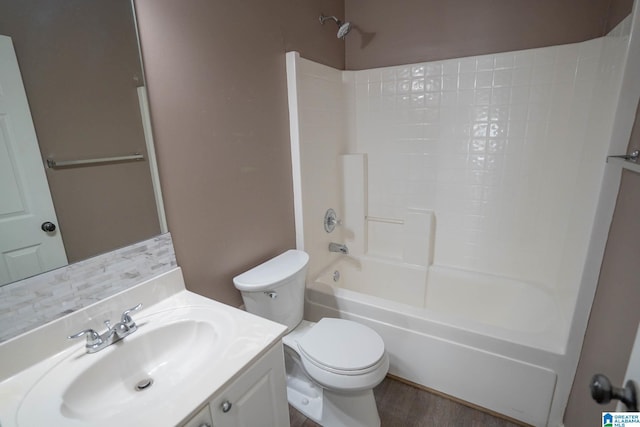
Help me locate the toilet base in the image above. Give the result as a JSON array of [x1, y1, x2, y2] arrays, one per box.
[[287, 382, 381, 427], [322, 388, 381, 427], [287, 378, 323, 422], [284, 343, 381, 427]]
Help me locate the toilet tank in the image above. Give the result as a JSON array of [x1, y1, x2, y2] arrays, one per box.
[[233, 250, 309, 331]]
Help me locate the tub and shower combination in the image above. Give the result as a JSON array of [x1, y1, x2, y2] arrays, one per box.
[[306, 256, 562, 426], [286, 15, 632, 427]]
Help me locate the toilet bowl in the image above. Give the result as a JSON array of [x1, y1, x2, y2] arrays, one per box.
[[233, 250, 389, 427]]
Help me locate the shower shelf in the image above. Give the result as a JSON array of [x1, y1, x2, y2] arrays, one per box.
[[607, 157, 640, 174]]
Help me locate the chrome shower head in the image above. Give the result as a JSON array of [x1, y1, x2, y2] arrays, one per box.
[[337, 21, 352, 39], [319, 14, 352, 39]]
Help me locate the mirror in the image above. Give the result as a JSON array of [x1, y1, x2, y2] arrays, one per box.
[[0, 0, 164, 286]]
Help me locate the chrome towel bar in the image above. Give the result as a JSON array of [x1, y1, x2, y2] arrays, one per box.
[[46, 153, 144, 169]]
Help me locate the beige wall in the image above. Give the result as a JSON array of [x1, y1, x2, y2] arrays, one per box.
[[0, 0, 160, 263], [564, 170, 640, 425], [344, 0, 631, 70], [134, 0, 345, 306]]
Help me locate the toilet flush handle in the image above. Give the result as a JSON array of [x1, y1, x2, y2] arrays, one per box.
[[264, 291, 278, 299]]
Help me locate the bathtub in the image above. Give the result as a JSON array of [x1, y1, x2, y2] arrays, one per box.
[[304, 256, 567, 427]]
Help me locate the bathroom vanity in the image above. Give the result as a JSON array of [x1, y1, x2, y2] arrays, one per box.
[[0, 268, 290, 427], [181, 343, 288, 427]]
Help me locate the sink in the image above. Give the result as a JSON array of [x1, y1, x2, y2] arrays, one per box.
[[0, 269, 288, 427], [16, 306, 235, 426], [61, 320, 215, 419]]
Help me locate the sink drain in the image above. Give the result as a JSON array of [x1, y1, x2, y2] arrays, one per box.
[[134, 378, 154, 391]]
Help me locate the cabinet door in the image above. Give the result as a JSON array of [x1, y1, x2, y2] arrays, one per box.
[[182, 404, 213, 427], [211, 344, 289, 427]]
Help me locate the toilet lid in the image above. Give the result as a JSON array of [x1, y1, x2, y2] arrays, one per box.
[[297, 318, 385, 372], [233, 250, 309, 291]]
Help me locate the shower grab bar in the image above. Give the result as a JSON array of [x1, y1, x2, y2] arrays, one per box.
[[366, 216, 404, 225], [47, 153, 144, 169]]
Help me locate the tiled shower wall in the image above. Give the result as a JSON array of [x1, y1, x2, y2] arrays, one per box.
[[346, 31, 628, 289], [291, 18, 629, 306], [554, 19, 631, 309], [289, 54, 348, 279]]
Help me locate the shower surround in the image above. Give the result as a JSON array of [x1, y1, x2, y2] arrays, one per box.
[[286, 16, 631, 427]]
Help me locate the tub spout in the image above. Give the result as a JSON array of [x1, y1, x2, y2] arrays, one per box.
[[329, 242, 349, 254]]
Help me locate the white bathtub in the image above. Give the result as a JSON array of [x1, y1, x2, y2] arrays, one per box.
[[304, 256, 568, 426]]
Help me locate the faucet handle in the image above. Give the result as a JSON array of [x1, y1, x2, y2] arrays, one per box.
[[68, 328, 103, 348], [121, 303, 143, 325]]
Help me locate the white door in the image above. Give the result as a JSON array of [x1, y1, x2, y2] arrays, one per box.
[[0, 35, 67, 285]]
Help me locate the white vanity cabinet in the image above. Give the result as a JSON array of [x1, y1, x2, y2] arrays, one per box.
[[182, 404, 214, 427], [181, 342, 289, 427], [0, 269, 291, 427]]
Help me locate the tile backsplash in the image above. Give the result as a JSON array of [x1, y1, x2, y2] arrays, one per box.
[[0, 233, 176, 342]]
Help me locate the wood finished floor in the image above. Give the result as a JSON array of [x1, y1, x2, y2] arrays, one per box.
[[289, 376, 525, 427]]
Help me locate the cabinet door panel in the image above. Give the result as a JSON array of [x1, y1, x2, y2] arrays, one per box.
[[182, 404, 213, 427], [212, 344, 289, 427]]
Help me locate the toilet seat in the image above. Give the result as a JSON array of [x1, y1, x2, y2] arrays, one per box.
[[298, 318, 385, 373], [294, 318, 389, 391]]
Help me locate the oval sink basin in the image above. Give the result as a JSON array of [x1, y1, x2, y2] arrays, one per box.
[[17, 306, 235, 426], [62, 320, 215, 419]]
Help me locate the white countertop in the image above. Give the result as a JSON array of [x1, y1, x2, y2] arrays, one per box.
[[0, 267, 287, 427]]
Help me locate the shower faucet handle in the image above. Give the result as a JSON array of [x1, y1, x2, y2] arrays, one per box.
[[324, 208, 342, 233]]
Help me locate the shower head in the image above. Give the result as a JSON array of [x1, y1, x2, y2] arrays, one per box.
[[319, 14, 352, 39], [337, 21, 352, 39]]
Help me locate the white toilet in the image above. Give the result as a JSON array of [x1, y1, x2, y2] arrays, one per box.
[[233, 249, 389, 427]]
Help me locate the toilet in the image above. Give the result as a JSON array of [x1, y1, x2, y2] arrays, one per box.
[[233, 249, 389, 427]]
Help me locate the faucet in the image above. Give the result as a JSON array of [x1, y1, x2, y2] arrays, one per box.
[[328, 242, 349, 254], [68, 303, 142, 353]]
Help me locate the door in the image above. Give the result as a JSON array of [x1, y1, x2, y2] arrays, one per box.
[[0, 35, 67, 285], [618, 322, 640, 411]]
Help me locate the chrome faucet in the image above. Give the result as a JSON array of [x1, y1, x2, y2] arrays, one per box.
[[68, 303, 142, 353], [328, 242, 349, 254]]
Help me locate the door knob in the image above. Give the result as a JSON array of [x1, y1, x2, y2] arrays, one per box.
[[590, 373, 638, 411], [41, 221, 56, 232]]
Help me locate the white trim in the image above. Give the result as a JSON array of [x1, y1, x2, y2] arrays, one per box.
[[137, 86, 168, 234], [286, 51, 305, 250]]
